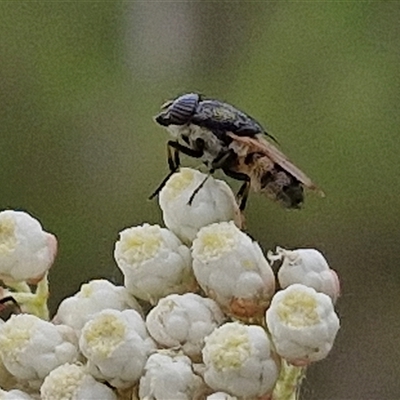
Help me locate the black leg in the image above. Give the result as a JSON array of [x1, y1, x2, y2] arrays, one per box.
[[236, 181, 248, 198], [167, 143, 177, 171], [222, 167, 251, 211], [149, 169, 178, 199], [150, 141, 204, 200], [150, 142, 180, 199], [211, 149, 236, 170], [168, 140, 204, 159], [187, 169, 215, 205], [173, 147, 180, 170], [187, 150, 234, 205], [237, 181, 250, 210]]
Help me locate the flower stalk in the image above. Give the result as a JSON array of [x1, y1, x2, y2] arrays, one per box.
[[8, 274, 50, 320], [272, 360, 306, 400]]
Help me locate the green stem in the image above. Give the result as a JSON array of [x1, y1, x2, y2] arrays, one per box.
[[5, 281, 31, 293], [9, 274, 50, 320], [272, 360, 306, 400]]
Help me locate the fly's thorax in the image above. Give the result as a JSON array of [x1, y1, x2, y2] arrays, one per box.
[[190, 125, 225, 159], [169, 124, 227, 164]]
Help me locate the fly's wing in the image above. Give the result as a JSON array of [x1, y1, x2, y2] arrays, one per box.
[[191, 100, 271, 138], [228, 133, 324, 194]]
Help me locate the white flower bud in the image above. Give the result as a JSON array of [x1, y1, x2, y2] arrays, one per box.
[[40, 363, 117, 400], [138, 351, 204, 400], [114, 223, 196, 304], [0, 210, 57, 283], [53, 279, 142, 331], [206, 392, 238, 400], [192, 222, 275, 320], [269, 247, 340, 303], [79, 309, 156, 388], [202, 322, 279, 398], [0, 314, 78, 387], [146, 293, 225, 360], [266, 284, 340, 365], [159, 168, 242, 244], [0, 389, 34, 400]]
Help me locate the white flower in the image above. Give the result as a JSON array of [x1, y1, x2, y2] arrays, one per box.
[[114, 223, 196, 304], [40, 363, 117, 400], [0, 314, 78, 387], [159, 168, 242, 244], [146, 293, 225, 360], [79, 309, 156, 388], [202, 322, 279, 398], [206, 392, 238, 400], [266, 284, 340, 365], [0, 210, 57, 283], [0, 389, 34, 400], [192, 222, 275, 320], [269, 247, 340, 303], [138, 351, 204, 400], [53, 279, 142, 331]]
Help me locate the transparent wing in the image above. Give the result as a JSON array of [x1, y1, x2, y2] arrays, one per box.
[[228, 133, 324, 194]]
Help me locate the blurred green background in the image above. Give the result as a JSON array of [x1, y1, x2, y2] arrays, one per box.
[[1, 2, 399, 399]]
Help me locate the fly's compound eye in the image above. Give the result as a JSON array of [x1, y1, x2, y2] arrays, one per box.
[[155, 93, 199, 126]]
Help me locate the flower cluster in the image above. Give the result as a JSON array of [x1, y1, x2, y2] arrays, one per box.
[[0, 168, 340, 399]]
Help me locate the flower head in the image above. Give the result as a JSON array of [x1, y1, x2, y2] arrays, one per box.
[[266, 284, 340, 365], [0, 210, 57, 283], [0, 314, 78, 387], [202, 322, 279, 398], [146, 293, 225, 360], [114, 224, 196, 304], [159, 168, 242, 244], [139, 351, 204, 400], [269, 247, 340, 303], [79, 309, 156, 388], [54, 279, 142, 331], [40, 363, 116, 400], [192, 222, 275, 320]]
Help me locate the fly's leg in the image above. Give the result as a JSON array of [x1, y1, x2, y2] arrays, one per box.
[[187, 149, 235, 205], [236, 181, 250, 211], [222, 168, 251, 211], [149, 141, 203, 199], [187, 172, 212, 205], [149, 142, 179, 199]]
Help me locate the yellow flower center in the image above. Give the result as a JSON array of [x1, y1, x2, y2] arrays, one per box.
[[164, 168, 195, 200], [83, 313, 126, 358], [277, 290, 319, 328], [208, 324, 251, 371], [197, 223, 236, 261], [119, 226, 162, 264], [0, 216, 17, 255]]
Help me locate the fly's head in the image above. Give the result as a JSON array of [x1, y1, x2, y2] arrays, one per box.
[[155, 93, 200, 127]]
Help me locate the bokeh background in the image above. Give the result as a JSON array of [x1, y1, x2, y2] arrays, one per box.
[[1, 2, 399, 399]]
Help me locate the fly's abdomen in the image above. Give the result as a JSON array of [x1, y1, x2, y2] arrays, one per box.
[[259, 166, 304, 208], [244, 154, 304, 208]]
